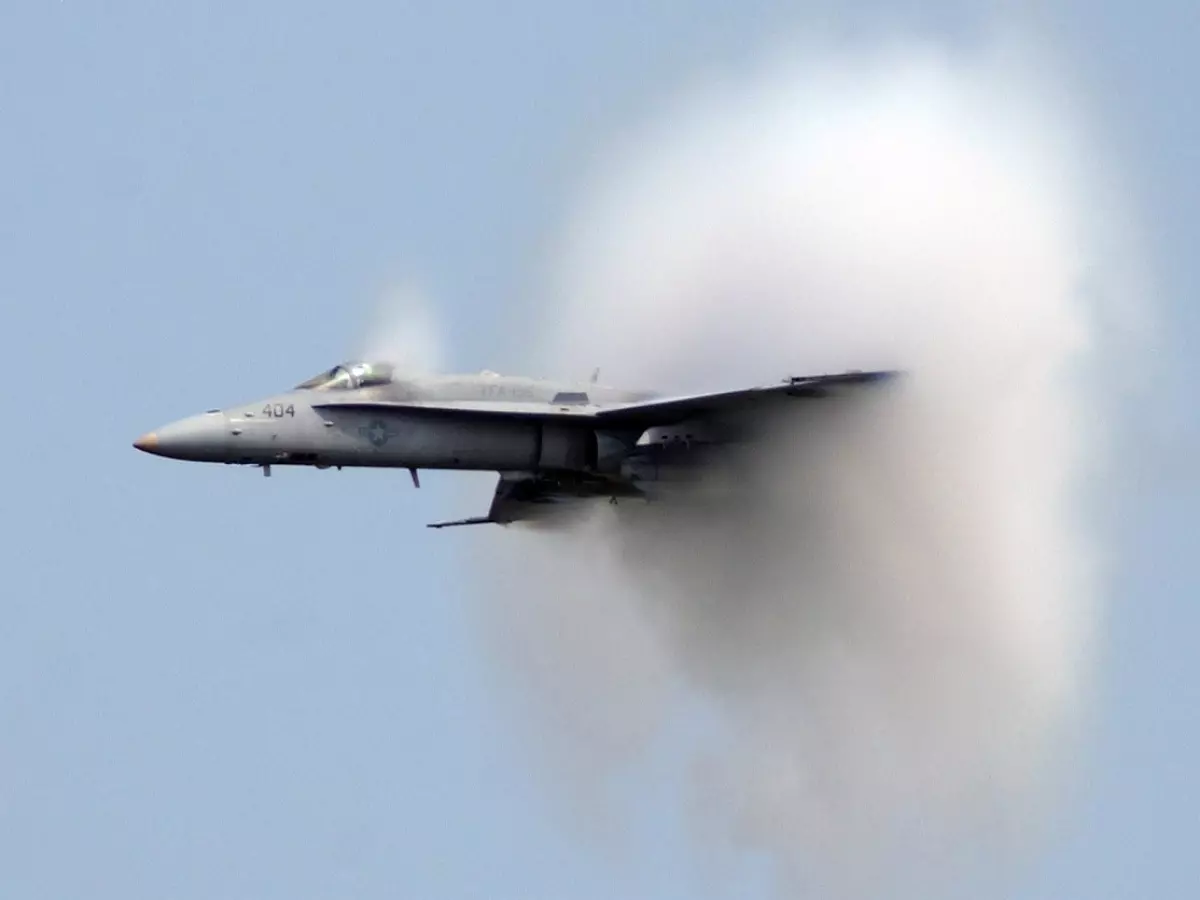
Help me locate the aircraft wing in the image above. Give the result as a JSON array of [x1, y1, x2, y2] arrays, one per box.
[[319, 370, 897, 429], [593, 369, 897, 427], [427, 472, 621, 529]]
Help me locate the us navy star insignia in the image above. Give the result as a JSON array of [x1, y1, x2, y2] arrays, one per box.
[[359, 419, 398, 448]]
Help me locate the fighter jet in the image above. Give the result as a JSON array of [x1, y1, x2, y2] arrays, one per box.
[[133, 361, 896, 527]]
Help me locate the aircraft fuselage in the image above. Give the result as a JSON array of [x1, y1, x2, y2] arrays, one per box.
[[134, 368, 656, 475]]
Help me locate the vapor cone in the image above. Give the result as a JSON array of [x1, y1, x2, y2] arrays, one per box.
[[469, 42, 1132, 898]]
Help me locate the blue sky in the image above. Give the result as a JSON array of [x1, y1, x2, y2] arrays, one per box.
[[1, 2, 1196, 898]]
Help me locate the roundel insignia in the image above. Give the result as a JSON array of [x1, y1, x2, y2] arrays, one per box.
[[359, 419, 398, 448]]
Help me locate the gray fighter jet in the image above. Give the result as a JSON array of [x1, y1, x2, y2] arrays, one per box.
[[134, 362, 896, 528]]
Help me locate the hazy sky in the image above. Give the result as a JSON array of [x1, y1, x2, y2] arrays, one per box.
[[1, 2, 1196, 898]]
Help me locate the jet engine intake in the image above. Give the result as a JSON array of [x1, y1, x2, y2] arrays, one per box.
[[536, 423, 590, 471]]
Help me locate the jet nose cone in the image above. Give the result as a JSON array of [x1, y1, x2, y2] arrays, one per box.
[[133, 412, 228, 462]]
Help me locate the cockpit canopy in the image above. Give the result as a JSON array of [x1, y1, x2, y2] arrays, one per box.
[[295, 361, 395, 391]]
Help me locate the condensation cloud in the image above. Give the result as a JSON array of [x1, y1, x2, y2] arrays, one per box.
[[359, 283, 443, 374], [467, 39, 1137, 898]]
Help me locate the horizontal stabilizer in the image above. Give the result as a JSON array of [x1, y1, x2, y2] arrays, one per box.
[[427, 516, 499, 529]]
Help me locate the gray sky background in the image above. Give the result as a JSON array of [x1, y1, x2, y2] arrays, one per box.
[[1, 2, 1196, 898]]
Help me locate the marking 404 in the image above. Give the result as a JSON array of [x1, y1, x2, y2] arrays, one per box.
[[263, 403, 295, 418]]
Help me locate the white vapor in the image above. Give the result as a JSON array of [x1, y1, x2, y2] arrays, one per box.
[[469, 39, 1139, 898], [359, 284, 443, 374]]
